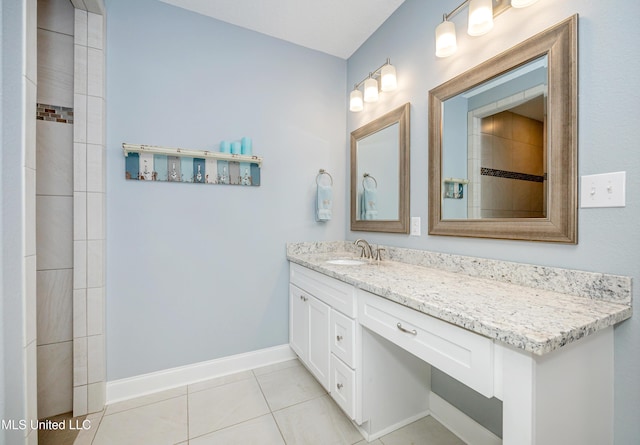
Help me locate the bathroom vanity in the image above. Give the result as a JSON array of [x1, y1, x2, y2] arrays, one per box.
[[287, 242, 632, 445]]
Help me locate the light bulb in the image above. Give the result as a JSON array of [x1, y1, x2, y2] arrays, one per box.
[[380, 63, 397, 92], [468, 0, 494, 36], [364, 76, 379, 103], [350, 89, 363, 112], [435, 20, 457, 58]]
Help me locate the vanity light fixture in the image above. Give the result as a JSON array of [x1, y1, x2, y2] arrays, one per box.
[[349, 58, 397, 112], [467, 0, 494, 36], [364, 74, 379, 103], [435, 0, 540, 58]]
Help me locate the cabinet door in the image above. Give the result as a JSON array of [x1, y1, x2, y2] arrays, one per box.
[[289, 284, 309, 361], [307, 295, 331, 391]]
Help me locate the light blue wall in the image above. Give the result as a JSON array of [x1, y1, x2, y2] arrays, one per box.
[[442, 94, 468, 218], [347, 0, 640, 442], [105, 0, 347, 380]]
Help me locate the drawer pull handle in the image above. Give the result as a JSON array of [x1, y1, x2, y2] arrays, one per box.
[[397, 322, 417, 336], [336, 335, 343, 341], [337, 383, 343, 390], [300, 295, 308, 302]]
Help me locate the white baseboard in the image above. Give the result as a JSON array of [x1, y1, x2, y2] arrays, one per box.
[[356, 410, 431, 442], [429, 392, 502, 445], [106, 344, 296, 405]]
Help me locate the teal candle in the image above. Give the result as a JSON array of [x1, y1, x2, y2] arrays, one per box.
[[231, 141, 241, 154], [241, 137, 252, 155], [220, 140, 231, 153]]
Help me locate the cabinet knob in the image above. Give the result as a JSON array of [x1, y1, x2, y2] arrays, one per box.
[[337, 383, 343, 390], [336, 335, 343, 342], [300, 295, 308, 302]]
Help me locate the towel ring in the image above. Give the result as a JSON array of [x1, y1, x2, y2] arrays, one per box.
[[362, 173, 377, 189], [316, 169, 333, 186]]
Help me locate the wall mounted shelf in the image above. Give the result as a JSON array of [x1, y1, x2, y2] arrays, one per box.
[[122, 143, 263, 166], [122, 143, 262, 186]]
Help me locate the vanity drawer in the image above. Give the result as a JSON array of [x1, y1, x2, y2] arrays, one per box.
[[290, 263, 357, 317], [330, 309, 356, 368], [358, 290, 494, 398], [330, 354, 356, 420]]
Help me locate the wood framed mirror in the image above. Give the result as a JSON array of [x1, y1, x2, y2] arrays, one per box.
[[351, 103, 410, 233], [428, 15, 577, 243]]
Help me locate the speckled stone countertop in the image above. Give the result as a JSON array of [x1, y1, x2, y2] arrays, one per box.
[[286, 241, 632, 355]]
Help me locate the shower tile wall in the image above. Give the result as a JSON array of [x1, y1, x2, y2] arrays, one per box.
[[25, 0, 39, 442], [73, 4, 106, 417], [480, 111, 545, 218], [36, 0, 75, 419]]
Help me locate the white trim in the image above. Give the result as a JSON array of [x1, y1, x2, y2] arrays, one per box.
[[429, 392, 502, 445], [106, 344, 296, 405], [355, 410, 431, 442]]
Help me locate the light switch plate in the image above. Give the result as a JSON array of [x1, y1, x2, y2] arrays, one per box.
[[580, 171, 626, 208], [411, 217, 421, 236]]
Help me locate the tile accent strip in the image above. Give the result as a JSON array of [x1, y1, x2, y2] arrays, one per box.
[[481, 167, 544, 183], [36, 103, 74, 124]]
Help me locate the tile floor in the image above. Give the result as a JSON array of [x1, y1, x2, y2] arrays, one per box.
[[72, 359, 465, 444]]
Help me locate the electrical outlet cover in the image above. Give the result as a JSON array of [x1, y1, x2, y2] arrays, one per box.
[[411, 217, 421, 236]]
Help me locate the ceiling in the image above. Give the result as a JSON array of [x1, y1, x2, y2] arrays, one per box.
[[158, 0, 406, 59]]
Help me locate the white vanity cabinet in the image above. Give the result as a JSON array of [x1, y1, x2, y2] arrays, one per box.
[[289, 260, 621, 445], [290, 263, 433, 439], [289, 283, 331, 389], [289, 263, 358, 401]]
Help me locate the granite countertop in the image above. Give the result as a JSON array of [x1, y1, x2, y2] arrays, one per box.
[[286, 242, 632, 355]]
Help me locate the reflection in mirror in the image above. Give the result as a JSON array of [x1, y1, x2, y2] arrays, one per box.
[[429, 15, 577, 243], [351, 103, 410, 233], [442, 56, 548, 220], [356, 123, 399, 220]]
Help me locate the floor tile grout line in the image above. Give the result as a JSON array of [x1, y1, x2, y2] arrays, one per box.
[[187, 371, 255, 395], [251, 359, 302, 378], [186, 412, 273, 442], [270, 411, 288, 445], [253, 369, 277, 417], [87, 409, 105, 445], [253, 362, 329, 413], [253, 366, 289, 443], [102, 391, 187, 417], [269, 391, 329, 414], [187, 369, 268, 440]]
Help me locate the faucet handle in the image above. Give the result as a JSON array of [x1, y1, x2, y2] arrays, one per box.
[[374, 248, 386, 261], [357, 245, 367, 258]]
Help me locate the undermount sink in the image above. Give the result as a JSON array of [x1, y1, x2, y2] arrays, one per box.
[[325, 258, 367, 266]]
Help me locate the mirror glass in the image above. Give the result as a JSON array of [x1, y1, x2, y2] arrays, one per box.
[[428, 16, 577, 243], [442, 55, 547, 220], [356, 122, 400, 220], [351, 103, 410, 233]]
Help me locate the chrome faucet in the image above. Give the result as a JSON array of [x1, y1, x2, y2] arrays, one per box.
[[354, 239, 373, 259]]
